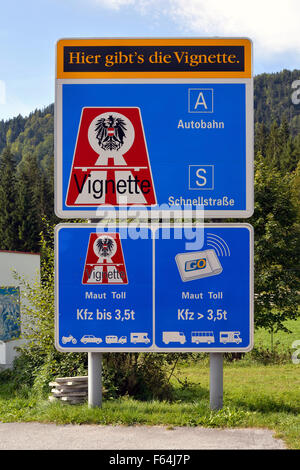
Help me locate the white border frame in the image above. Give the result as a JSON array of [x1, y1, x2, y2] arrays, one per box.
[[55, 78, 254, 219], [55, 223, 254, 353]]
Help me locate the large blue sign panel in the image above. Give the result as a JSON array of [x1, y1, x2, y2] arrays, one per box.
[[55, 81, 253, 218], [55, 225, 153, 351], [155, 226, 253, 351], [55, 224, 253, 352]]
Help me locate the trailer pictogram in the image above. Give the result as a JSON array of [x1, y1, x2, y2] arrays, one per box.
[[82, 232, 128, 285], [66, 107, 156, 207]]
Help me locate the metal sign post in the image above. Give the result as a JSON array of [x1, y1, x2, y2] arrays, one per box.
[[88, 352, 102, 408], [88, 218, 103, 408], [209, 217, 224, 410], [210, 353, 223, 410]]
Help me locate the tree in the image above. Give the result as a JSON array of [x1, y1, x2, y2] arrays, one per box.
[[250, 153, 300, 333], [0, 147, 20, 250], [291, 159, 300, 220], [265, 121, 282, 169], [280, 136, 299, 173], [15, 154, 43, 252], [255, 122, 268, 157]]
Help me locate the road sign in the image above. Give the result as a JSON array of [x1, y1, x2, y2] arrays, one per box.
[[65, 107, 156, 206], [55, 223, 253, 352], [55, 38, 253, 218], [82, 232, 128, 285], [56, 224, 153, 351], [154, 225, 253, 351]]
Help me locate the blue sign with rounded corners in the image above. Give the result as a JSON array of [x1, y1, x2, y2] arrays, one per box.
[[55, 223, 253, 352], [55, 81, 253, 219]]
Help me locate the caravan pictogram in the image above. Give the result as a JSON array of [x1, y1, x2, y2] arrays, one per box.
[[66, 107, 156, 206], [82, 232, 128, 285]]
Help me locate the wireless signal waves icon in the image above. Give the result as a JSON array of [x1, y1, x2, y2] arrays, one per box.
[[66, 107, 157, 207], [82, 233, 128, 285]]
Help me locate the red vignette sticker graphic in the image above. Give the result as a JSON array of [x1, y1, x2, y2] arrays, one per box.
[[82, 233, 128, 285], [66, 107, 156, 206]]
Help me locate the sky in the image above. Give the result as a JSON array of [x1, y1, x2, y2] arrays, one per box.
[[0, 0, 299, 120]]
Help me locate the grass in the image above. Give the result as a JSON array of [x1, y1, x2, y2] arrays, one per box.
[[0, 319, 299, 448], [174, 361, 300, 448], [254, 318, 300, 353], [0, 362, 299, 448]]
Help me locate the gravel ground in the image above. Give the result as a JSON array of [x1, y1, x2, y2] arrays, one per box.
[[0, 422, 286, 450]]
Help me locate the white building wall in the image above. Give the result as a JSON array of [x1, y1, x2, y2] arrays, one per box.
[[0, 251, 40, 369]]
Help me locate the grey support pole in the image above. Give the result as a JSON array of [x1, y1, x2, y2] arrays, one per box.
[[209, 353, 223, 410], [88, 352, 103, 408], [88, 218, 103, 408]]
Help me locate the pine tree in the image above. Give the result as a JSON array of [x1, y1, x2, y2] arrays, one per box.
[[281, 137, 299, 173], [0, 147, 20, 250], [16, 153, 44, 252], [279, 116, 290, 145], [255, 122, 268, 157], [291, 159, 300, 220], [265, 121, 281, 169]]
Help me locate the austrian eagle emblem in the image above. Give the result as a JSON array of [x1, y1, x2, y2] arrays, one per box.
[[94, 114, 127, 151]]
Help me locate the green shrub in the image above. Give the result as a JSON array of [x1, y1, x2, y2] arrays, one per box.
[[103, 353, 174, 400], [248, 345, 291, 365]]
